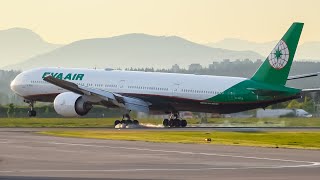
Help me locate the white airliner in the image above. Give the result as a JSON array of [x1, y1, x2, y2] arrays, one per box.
[[10, 22, 319, 127]]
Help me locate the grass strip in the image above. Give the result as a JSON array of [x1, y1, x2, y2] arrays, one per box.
[[0, 118, 172, 127], [39, 130, 320, 150], [1, 117, 320, 127]]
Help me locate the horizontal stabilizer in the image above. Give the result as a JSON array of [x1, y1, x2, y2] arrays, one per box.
[[287, 72, 320, 80], [302, 88, 320, 93]]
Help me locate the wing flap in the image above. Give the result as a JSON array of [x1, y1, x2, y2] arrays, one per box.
[[121, 96, 150, 113]]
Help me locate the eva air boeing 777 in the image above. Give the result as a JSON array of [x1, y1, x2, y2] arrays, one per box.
[[10, 22, 319, 127]]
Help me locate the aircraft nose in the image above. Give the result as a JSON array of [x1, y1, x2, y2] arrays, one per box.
[[10, 73, 25, 94], [10, 76, 19, 93]]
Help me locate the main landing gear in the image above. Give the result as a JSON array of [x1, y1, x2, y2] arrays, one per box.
[[25, 100, 37, 117], [163, 113, 187, 128], [114, 113, 140, 127]]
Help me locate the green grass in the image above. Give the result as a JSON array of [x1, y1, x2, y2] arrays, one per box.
[[0, 118, 198, 128], [206, 118, 320, 127], [0, 118, 115, 127], [39, 130, 320, 149], [1, 117, 320, 128]]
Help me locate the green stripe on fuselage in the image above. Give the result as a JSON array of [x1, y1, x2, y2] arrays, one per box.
[[207, 79, 301, 103]]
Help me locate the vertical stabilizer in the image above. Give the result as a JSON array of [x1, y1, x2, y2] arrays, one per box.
[[251, 22, 304, 85]]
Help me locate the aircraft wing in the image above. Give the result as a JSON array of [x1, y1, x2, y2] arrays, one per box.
[[43, 75, 150, 113], [287, 72, 320, 80]]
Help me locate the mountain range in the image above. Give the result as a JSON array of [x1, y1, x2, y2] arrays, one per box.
[[0, 28, 61, 68], [3, 31, 262, 70], [1, 28, 320, 70]]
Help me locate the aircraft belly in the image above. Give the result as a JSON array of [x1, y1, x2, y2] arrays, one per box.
[[148, 94, 301, 114], [24, 93, 59, 102]]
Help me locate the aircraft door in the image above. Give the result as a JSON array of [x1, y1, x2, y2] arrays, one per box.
[[118, 80, 126, 92], [172, 83, 180, 97]]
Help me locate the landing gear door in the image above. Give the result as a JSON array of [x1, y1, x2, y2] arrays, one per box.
[[172, 83, 180, 97]]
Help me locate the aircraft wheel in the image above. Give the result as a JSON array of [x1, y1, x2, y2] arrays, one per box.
[[114, 120, 121, 126], [169, 119, 174, 127], [28, 110, 36, 117], [133, 120, 139, 125], [181, 120, 187, 128], [174, 119, 181, 128], [163, 119, 169, 127], [127, 119, 133, 125]]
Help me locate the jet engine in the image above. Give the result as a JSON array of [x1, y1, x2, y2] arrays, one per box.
[[54, 92, 92, 117]]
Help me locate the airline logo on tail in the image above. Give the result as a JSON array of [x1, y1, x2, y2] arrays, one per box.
[[268, 40, 290, 70]]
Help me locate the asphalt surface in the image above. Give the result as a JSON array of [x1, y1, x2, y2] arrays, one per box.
[[1, 128, 320, 180]]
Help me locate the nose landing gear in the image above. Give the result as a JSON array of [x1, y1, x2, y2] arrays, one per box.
[[28, 110, 37, 117], [25, 100, 37, 117], [163, 113, 187, 128]]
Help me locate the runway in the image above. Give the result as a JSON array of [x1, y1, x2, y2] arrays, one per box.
[[1, 128, 320, 179]]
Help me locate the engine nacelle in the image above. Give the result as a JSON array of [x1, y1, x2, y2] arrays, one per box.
[[54, 92, 92, 117]]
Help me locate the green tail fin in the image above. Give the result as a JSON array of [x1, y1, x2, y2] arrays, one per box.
[[251, 22, 304, 85]]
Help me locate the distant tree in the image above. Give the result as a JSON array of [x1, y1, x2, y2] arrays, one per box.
[[286, 97, 314, 113], [7, 103, 15, 117], [287, 99, 301, 109], [45, 106, 50, 114], [269, 101, 290, 109], [301, 97, 314, 113]]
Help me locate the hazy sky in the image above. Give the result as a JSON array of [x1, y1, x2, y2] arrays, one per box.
[[0, 0, 319, 44]]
